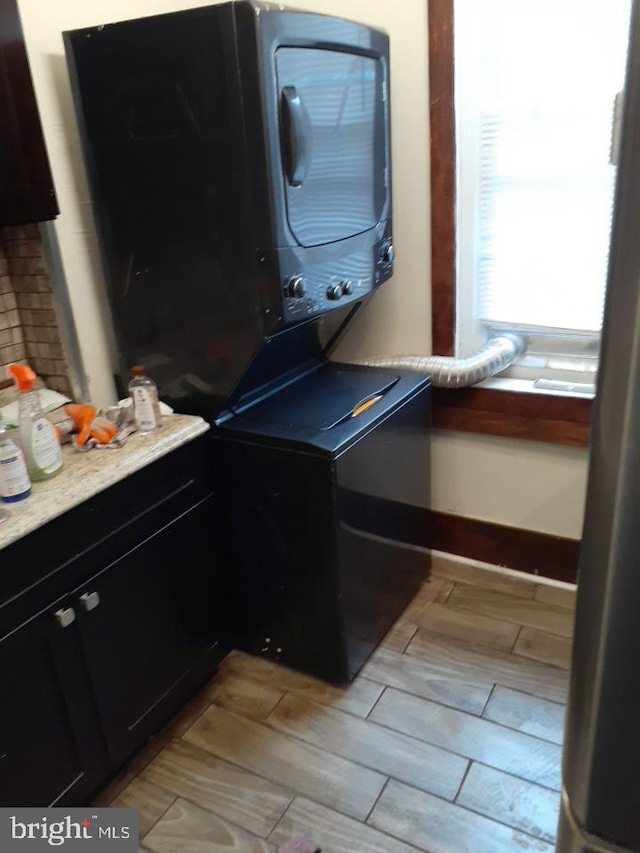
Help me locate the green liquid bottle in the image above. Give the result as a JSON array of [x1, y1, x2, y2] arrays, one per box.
[[8, 363, 63, 482]]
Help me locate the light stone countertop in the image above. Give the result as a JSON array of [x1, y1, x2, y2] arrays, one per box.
[[0, 413, 210, 551]]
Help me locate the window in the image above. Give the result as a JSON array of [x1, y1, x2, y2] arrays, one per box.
[[426, 0, 624, 445], [452, 0, 631, 391]]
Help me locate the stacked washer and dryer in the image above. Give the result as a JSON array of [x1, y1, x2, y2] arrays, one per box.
[[64, 0, 431, 684]]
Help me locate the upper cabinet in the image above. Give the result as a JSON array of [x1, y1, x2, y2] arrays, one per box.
[[0, 0, 58, 227]]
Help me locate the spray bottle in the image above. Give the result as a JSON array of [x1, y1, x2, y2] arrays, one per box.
[[8, 363, 63, 481]]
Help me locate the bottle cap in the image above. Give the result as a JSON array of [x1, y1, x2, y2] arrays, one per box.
[[131, 365, 146, 377], [8, 363, 36, 391]]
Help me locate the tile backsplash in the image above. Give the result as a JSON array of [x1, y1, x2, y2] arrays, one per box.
[[0, 224, 72, 397]]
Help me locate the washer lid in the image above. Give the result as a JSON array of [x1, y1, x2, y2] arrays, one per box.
[[244, 364, 399, 431]]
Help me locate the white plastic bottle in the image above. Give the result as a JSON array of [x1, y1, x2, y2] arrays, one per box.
[[128, 365, 162, 434], [0, 434, 31, 503], [8, 363, 63, 482]]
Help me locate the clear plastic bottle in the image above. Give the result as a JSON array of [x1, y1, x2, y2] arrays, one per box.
[[8, 363, 63, 481], [128, 365, 162, 434]]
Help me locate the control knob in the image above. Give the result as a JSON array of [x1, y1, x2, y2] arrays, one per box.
[[285, 275, 306, 299], [381, 241, 395, 266], [340, 280, 353, 296], [326, 284, 343, 301]]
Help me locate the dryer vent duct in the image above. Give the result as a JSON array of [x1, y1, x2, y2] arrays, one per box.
[[354, 334, 525, 388]]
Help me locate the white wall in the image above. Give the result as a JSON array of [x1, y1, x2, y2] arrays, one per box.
[[17, 0, 590, 538], [432, 431, 588, 538]]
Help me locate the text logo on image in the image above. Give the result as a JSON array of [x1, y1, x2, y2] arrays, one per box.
[[0, 808, 138, 850]]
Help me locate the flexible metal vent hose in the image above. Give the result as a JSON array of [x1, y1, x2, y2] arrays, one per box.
[[354, 334, 525, 388]]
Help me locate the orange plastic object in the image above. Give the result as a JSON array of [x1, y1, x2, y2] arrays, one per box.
[[77, 421, 92, 446], [64, 404, 96, 424], [64, 403, 97, 445], [350, 394, 383, 418], [8, 363, 36, 391], [89, 417, 117, 444], [64, 404, 119, 446]]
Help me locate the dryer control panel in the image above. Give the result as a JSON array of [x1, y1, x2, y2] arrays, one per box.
[[279, 240, 394, 326]]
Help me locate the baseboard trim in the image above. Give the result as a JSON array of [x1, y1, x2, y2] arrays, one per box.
[[429, 549, 577, 589], [428, 509, 580, 583], [345, 494, 580, 583]]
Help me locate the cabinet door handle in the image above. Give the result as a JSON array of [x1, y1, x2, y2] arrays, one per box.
[[54, 607, 76, 628], [79, 591, 100, 612]]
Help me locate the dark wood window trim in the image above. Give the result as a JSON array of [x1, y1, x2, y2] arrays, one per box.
[[427, 0, 592, 448]]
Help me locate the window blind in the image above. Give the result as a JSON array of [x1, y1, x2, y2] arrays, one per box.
[[455, 0, 631, 335]]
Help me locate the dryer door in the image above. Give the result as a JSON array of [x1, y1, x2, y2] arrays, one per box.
[[275, 47, 388, 247]]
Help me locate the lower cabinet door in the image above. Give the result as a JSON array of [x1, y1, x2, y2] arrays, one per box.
[[0, 601, 106, 806], [72, 494, 220, 767]]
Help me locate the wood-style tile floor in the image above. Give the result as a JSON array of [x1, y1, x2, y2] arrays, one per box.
[[93, 556, 576, 853]]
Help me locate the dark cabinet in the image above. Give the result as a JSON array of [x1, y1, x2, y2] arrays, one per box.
[[0, 0, 58, 226], [0, 435, 223, 806], [73, 495, 219, 767], [0, 593, 105, 807]]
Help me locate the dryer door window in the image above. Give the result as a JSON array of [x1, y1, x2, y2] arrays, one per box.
[[275, 47, 388, 247]]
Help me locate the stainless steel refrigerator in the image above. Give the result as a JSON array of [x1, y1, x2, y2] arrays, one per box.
[[557, 1, 640, 849]]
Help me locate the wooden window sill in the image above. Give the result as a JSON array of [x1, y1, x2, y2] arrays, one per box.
[[431, 385, 593, 447]]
